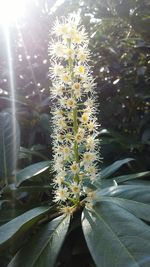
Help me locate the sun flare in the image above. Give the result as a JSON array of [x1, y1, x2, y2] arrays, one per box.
[[0, 0, 26, 26]]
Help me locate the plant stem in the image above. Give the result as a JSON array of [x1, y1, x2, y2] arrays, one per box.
[[67, 39, 80, 184], [73, 108, 79, 162]]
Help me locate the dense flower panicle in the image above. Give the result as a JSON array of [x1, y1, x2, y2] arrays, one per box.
[[49, 14, 100, 211]]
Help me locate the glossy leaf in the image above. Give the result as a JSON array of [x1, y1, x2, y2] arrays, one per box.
[[0, 206, 52, 250], [100, 158, 135, 179], [0, 112, 20, 180], [100, 171, 150, 189], [99, 184, 150, 204], [8, 215, 70, 267], [82, 202, 150, 267], [115, 171, 150, 184], [16, 161, 50, 186], [94, 196, 150, 222]]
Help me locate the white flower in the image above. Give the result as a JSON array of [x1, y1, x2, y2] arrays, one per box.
[[51, 64, 64, 77], [77, 46, 90, 62], [80, 113, 89, 124], [56, 118, 67, 130], [54, 145, 63, 155], [59, 97, 67, 107], [82, 152, 96, 164], [52, 19, 69, 37], [86, 136, 95, 150], [58, 24, 69, 36], [87, 121, 96, 132], [62, 146, 71, 159], [56, 133, 64, 143], [70, 161, 79, 174], [86, 166, 97, 180], [83, 106, 92, 116], [51, 84, 64, 97], [85, 98, 94, 108], [66, 98, 76, 109], [52, 15, 81, 40], [64, 48, 75, 60], [70, 182, 81, 194], [60, 206, 74, 214], [53, 109, 64, 118], [61, 73, 71, 84], [72, 82, 81, 91], [53, 175, 65, 186], [83, 81, 93, 92], [54, 187, 69, 202], [72, 82, 82, 98], [75, 128, 85, 143], [74, 65, 85, 76], [57, 170, 67, 178], [50, 42, 65, 58], [53, 156, 64, 171], [66, 133, 73, 142], [72, 28, 88, 44]]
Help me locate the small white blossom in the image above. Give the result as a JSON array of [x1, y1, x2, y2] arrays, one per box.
[[70, 182, 81, 195], [66, 98, 76, 109], [74, 65, 85, 76], [70, 161, 79, 174], [52, 64, 64, 77], [80, 113, 89, 124], [61, 73, 71, 84], [52, 42, 65, 57], [86, 136, 95, 151], [54, 187, 69, 202]]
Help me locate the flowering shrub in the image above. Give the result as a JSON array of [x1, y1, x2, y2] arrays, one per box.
[[49, 15, 100, 212]]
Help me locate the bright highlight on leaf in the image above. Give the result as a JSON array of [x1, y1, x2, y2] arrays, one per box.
[[49, 14, 100, 211]]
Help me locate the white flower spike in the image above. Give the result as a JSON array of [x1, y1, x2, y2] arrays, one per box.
[[49, 14, 100, 212]]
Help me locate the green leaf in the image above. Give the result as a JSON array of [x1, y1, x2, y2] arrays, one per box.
[[99, 184, 150, 204], [0, 112, 20, 180], [95, 196, 150, 222], [100, 171, 150, 189], [0, 206, 52, 250], [115, 171, 150, 184], [8, 215, 70, 267], [100, 158, 135, 179], [16, 161, 50, 186], [19, 146, 49, 161], [2, 184, 52, 195], [82, 203, 150, 267]]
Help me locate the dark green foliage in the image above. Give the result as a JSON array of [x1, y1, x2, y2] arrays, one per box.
[[0, 206, 52, 250], [8, 215, 70, 267], [0, 0, 150, 266], [82, 202, 150, 267], [0, 112, 20, 181]]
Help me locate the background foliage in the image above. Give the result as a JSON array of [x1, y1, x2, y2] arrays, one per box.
[[0, 0, 150, 266]]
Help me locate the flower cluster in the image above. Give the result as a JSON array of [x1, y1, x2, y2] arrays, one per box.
[[49, 15, 100, 211]]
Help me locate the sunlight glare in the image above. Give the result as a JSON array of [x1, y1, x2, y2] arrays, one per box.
[[49, 0, 65, 14], [0, 0, 26, 26], [4, 26, 17, 183]]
